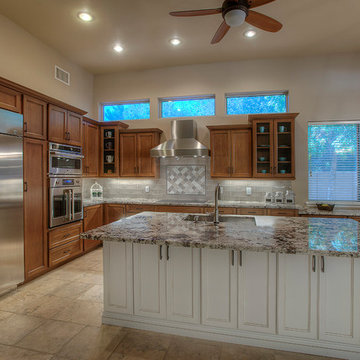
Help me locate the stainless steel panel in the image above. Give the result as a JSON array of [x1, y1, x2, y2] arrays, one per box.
[[0, 133, 24, 295], [0, 108, 23, 137]]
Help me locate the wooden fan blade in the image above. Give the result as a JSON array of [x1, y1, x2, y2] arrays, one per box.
[[170, 8, 222, 17], [211, 21, 231, 44], [248, 0, 276, 9], [246, 10, 282, 32]]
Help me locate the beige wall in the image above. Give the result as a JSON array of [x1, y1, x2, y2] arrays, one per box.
[[93, 52, 360, 205], [0, 14, 94, 116]]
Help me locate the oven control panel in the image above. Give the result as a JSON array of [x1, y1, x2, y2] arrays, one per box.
[[50, 177, 82, 188]]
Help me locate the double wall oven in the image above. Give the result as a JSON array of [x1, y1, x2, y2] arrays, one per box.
[[49, 143, 83, 228]]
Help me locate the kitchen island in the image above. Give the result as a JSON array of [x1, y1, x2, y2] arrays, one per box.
[[81, 212, 360, 359]]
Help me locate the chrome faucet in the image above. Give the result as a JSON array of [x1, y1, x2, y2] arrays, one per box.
[[214, 184, 220, 225]]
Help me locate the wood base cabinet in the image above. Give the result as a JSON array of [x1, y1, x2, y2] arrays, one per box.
[[24, 138, 48, 280], [83, 204, 103, 251], [104, 204, 125, 225], [48, 222, 83, 268]]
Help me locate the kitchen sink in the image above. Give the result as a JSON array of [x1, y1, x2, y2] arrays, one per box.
[[184, 214, 256, 225]]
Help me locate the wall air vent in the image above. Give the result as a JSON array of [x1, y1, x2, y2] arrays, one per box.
[[55, 65, 70, 86]]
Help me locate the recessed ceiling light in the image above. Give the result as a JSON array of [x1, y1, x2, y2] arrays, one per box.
[[170, 38, 182, 46], [113, 44, 124, 53], [244, 30, 257, 38], [78, 12, 93, 22]]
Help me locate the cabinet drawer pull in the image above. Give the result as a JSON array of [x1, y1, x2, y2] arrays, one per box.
[[321, 256, 325, 272], [63, 233, 71, 239], [239, 250, 242, 267], [231, 250, 235, 266], [312, 255, 316, 272], [166, 245, 170, 260], [159, 245, 163, 260]]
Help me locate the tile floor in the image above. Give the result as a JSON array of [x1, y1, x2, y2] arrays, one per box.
[[0, 247, 341, 360]]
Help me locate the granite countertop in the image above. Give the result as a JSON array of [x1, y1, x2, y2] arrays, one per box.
[[81, 212, 360, 257], [83, 198, 300, 210], [299, 206, 360, 217]]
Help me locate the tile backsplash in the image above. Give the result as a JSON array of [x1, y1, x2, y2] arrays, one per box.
[[83, 157, 293, 203], [167, 165, 206, 195]]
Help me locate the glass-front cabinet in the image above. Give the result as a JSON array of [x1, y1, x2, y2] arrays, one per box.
[[101, 126, 119, 176], [252, 114, 297, 179]]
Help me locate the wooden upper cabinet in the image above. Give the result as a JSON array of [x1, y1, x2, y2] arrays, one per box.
[[67, 112, 83, 146], [0, 84, 22, 113], [48, 104, 67, 143], [210, 130, 231, 177], [119, 129, 162, 178], [23, 138, 48, 280], [23, 95, 47, 140], [208, 125, 252, 178], [48, 105, 83, 146], [250, 113, 298, 179], [83, 120, 100, 177], [231, 129, 252, 178], [137, 132, 158, 177], [120, 133, 137, 177]]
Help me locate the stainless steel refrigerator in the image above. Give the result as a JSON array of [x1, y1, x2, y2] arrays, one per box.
[[0, 108, 24, 296]]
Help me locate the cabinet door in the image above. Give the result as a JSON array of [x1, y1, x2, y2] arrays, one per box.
[[104, 204, 125, 225], [238, 251, 276, 333], [231, 129, 252, 178], [167, 247, 200, 324], [133, 244, 166, 319], [137, 132, 156, 177], [23, 95, 47, 140], [319, 256, 360, 344], [83, 205, 103, 251], [67, 112, 83, 146], [48, 105, 67, 143], [278, 254, 318, 339], [0, 84, 22, 113], [23, 139, 48, 279], [83, 122, 99, 176], [104, 241, 133, 315], [253, 120, 274, 178], [201, 248, 237, 328], [210, 130, 231, 178], [274, 118, 295, 178], [119, 133, 137, 176]]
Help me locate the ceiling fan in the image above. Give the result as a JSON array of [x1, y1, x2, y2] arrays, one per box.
[[170, 0, 282, 44]]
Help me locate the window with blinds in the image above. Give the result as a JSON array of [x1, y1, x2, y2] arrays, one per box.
[[308, 122, 359, 202]]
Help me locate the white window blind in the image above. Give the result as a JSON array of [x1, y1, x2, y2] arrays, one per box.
[[308, 122, 359, 202]]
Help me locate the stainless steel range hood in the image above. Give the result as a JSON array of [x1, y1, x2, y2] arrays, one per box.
[[150, 119, 209, 158]]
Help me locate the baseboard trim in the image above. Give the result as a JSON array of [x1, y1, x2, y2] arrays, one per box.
[[103, 311, 360, 360]]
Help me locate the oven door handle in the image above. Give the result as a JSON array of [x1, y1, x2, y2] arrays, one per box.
[[50, 151, 84, 159], [65, 189, 71, 221], [71, 189, 75, 221]]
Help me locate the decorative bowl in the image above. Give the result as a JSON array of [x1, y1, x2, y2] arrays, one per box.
[[316, 203, 335, 211]]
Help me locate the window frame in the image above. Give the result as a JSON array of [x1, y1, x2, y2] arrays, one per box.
[[307, 119, 360, 205], [225, 90, 289, 116], [101, 98, 151, 122], [158, 94, 216, 119]]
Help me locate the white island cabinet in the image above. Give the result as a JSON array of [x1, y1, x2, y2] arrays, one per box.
[[103, 241, 360, 359]]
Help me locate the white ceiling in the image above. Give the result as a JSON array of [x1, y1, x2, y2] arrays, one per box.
[[1, 0, 360, 75]]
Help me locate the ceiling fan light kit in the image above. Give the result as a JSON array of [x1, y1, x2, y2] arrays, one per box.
[[170, 0, 281, 44]]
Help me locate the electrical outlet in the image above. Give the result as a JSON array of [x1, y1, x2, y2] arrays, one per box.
[[246, 186, 252, 195], [145, 186, 150, 193]]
